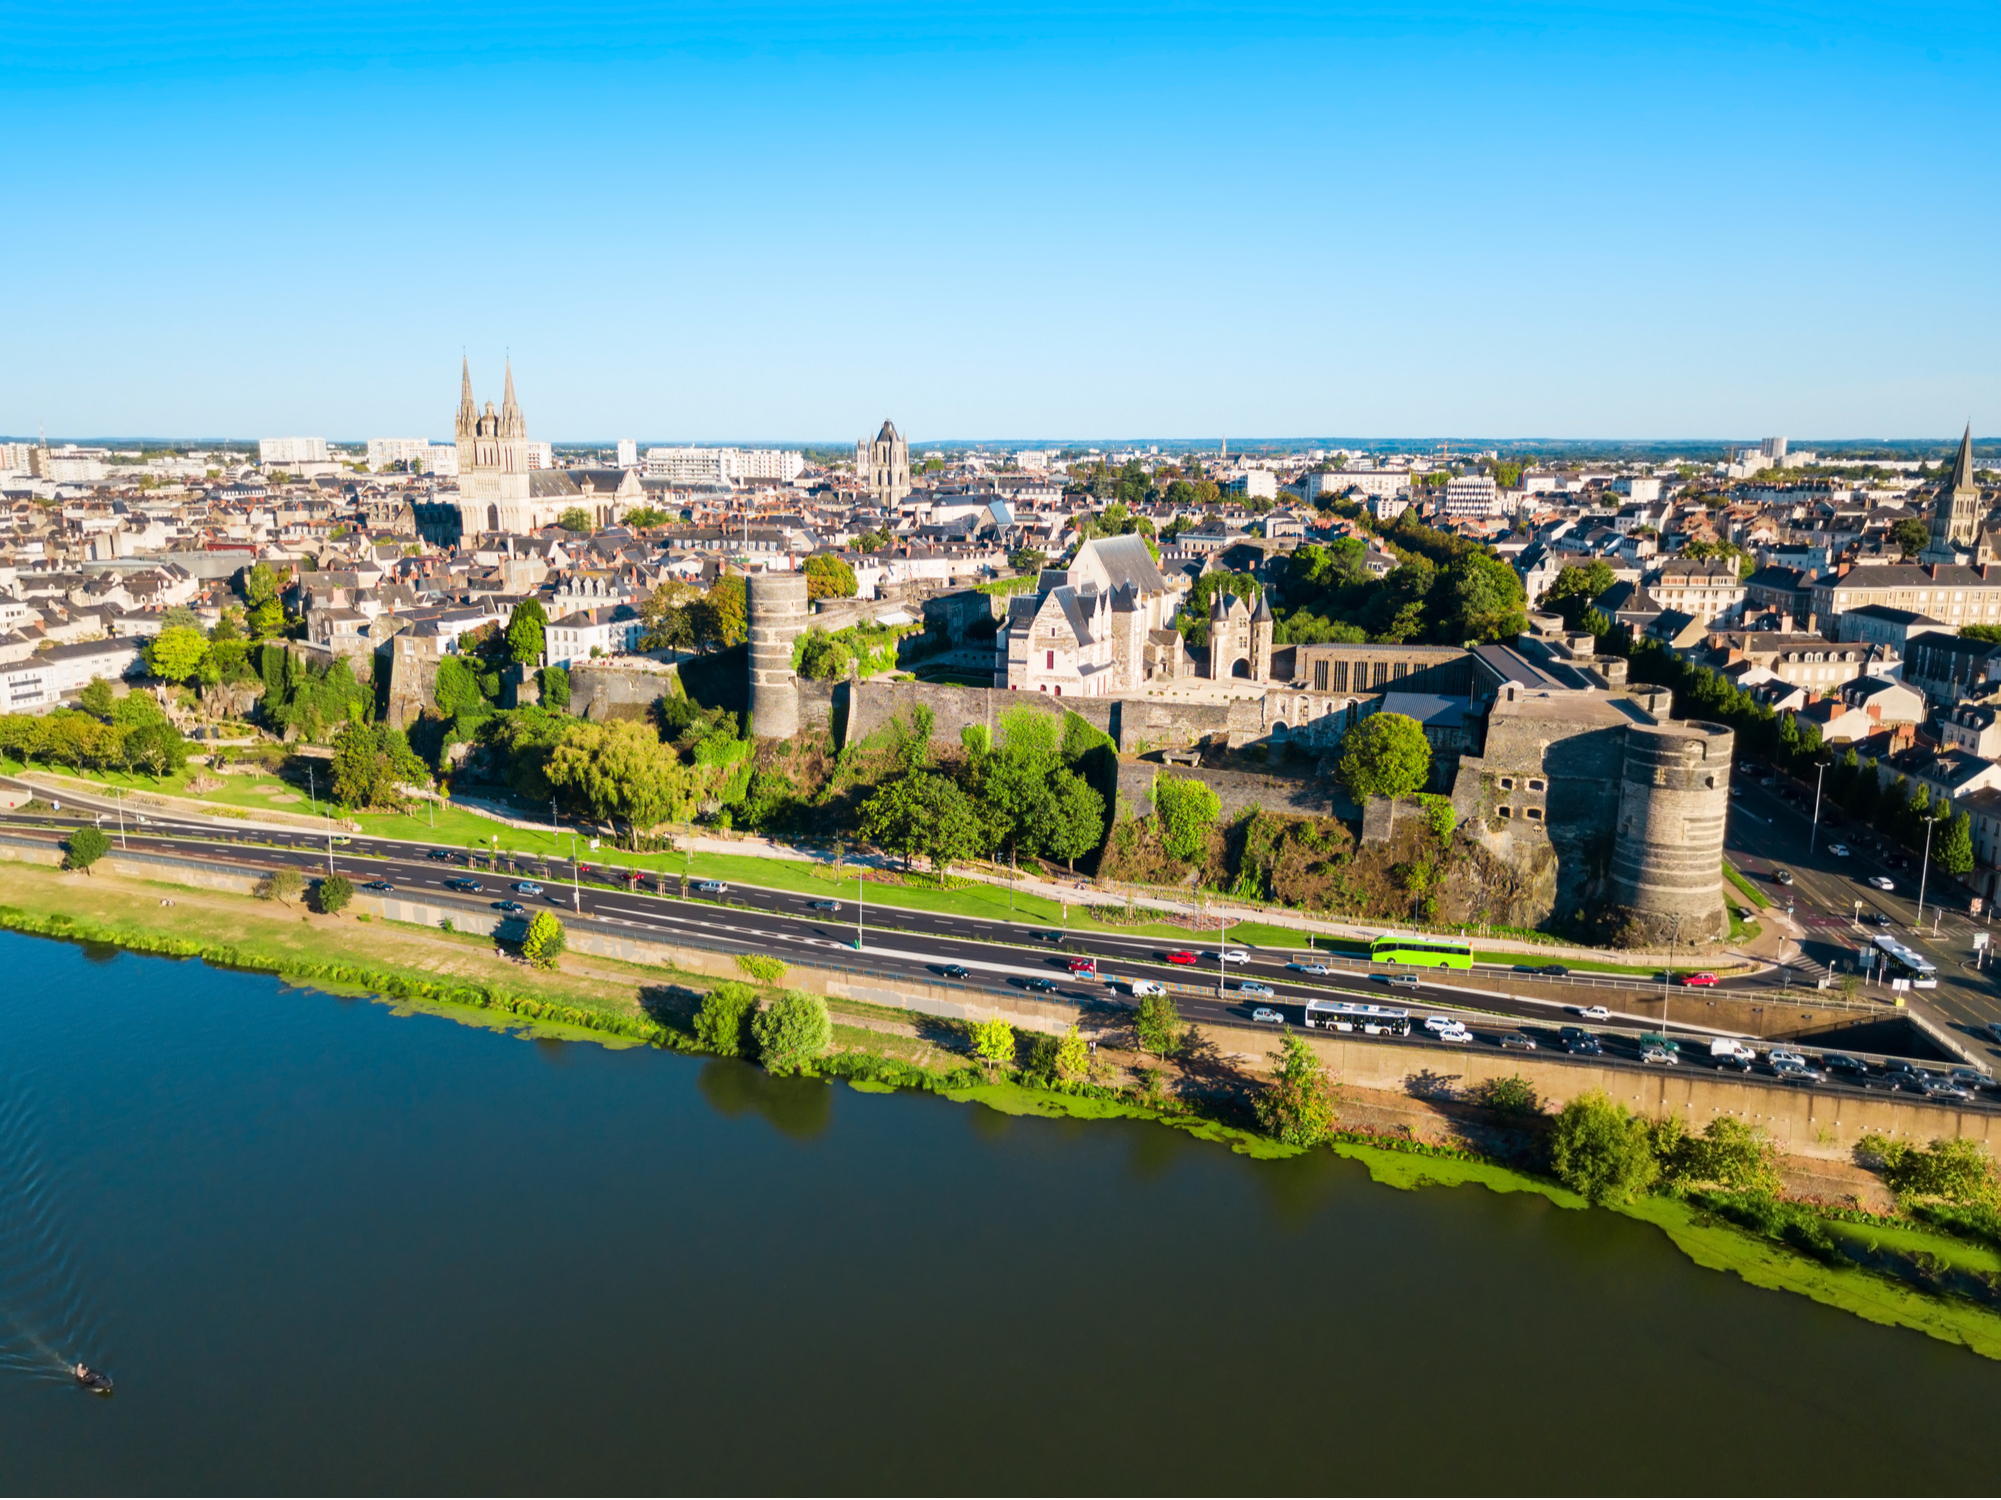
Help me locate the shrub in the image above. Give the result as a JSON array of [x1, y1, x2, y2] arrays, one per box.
[[256, 867, 303, 905], [735, 953, 787, 984], [1858, 1134, 1999, 1207], [314, 873, 353, 915], [1664, 1117, 1781, 1196], [62, 825, 110, 874], [1152, 775, 1221, 863], [1548, 1090, 1659, 1205], [970, 1015, 1016, 1078], [693, 981, 758, 1057], [751, 991, 831, 1075], [1477, 1074, 1543, 1122], [520, 910, 567, 969]]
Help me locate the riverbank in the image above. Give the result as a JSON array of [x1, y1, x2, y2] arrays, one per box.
[[6, 860, 2000, 1362]]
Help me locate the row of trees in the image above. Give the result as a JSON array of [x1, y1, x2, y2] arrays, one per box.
[[0, 687, 189, 780]]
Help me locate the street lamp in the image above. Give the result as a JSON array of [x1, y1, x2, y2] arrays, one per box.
[[1808, 758, 1830, 857], [1916, 811, 1943, 934]]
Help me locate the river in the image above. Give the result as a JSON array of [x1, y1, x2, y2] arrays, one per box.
[[1, 929, 1997, 1493]]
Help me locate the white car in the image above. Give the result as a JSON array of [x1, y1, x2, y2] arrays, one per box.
[[1212, 949, 1251, 964], [1578, 1005, 1611, 1021], [1235, 981, 1275, 997], [1827, 843, 1850, 857], [1288, 962, 1332, 975], [1423, 1015, 1457, 1034], [1869, 875, 1896, 892], [1435, 1024, 1472, 1044], [1251, 1007, 1285, 1024]]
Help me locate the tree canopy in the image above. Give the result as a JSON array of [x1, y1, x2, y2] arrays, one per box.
[[1336, 712, 1432, 802]]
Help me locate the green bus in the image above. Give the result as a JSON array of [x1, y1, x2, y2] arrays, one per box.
[[1370, 934, 1474, 970]]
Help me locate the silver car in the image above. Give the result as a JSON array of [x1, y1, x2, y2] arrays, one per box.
[[1251, 1007, 1285, 1024]]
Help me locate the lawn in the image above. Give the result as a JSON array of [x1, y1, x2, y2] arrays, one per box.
[[1724, 861, 1773, 910]]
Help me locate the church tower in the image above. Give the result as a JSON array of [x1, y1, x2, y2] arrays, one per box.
[[1924, 424, 1981, 563], [455, 359, 535, 536], [856, 419, 910, 508]]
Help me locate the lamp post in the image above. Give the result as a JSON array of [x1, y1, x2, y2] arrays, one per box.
[[1809, 758, 1829, 857], [114, 787, 125, 850], [856, 854, 865, 951], [570, 831, 580, 912], [1917, 811, 1943, 934]]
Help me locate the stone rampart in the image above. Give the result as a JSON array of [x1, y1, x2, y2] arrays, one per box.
[[748, 572, 810, 739], [382, 637, 440, 731], [1115, 760, 1338, 823], [569, 661, 679, 723]]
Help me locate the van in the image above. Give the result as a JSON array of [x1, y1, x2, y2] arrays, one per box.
[[694, 880, 727, 895], [1709, 1037, 1756, 1064], [1130, 979, 1166, 998]]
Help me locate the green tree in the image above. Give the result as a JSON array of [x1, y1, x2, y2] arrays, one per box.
[[1890, 517, 1931, 560], [79, 676, 116, 718], [693, 982, 758, 1056], [63, 825, 110, 874], [544, 719, 689, 839], [330, 722, 426, 809], [1542, 560, 1616, 619], [434, 654, 487, 718], [697, 574, 747, 647], [859, 776, 927, 869], [916, 776, 983, 875], [803, 553, 858, 600], [1133, 991, 1184, 1060], [1152, 774, 1221, 863], [1664, 1117, 1781, 1195], [1044, 769, 1105, 870], [243, 561, 286, 637], [315, 873, 354, 915], [1008, 546, 1045, 573], [1336, 712, 1432, 802], [1548, 1091, 1660, 1205], [556, 506, 593, 533], [123, 719, 188, 781], [1253, 1033, 1338, 1146], [256, 867, 303, 905], [752, 991, 831, 1074], [145, 624, 210, 683], [1937, 809, 1975, 876], [1052, 1024, 1090, 1081], [970, 1015, 1016, 1079], [539, 664, 571, 711], [623, 506, 671, 529], [504, 598, 548, 666], [520, 909, 567, 968]]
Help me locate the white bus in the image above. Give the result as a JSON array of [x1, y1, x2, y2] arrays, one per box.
[[1304, 1000, 1411, 1036], [1870, 934, 1938, 989]]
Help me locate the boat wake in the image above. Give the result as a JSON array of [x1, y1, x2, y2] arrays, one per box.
[[0, 1074, 105, 1387]]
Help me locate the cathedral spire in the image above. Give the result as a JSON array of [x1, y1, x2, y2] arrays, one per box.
[[455, 356, 478, 439], [500, 358, 525, 439]]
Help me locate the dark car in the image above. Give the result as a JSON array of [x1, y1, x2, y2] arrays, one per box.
[[1559, 1026, 1602, 1056], [446, 877, 484, 893], [1773, 869, 1794, 885], [426, 850, 452, 861], [492, 900, 525, 914], [806, 899, 842, 912], [362, 879, 394, 892], [1025, 978, 1056, 992], [1822, 1054, 1874, 1084], [941, 964, 970, 980], [1539, 964, 1570, 978]]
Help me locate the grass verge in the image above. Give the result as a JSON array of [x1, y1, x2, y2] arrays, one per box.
[[1725, 861, 1773, 910]]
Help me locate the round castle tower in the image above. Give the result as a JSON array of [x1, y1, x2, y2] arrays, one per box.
[[1607, 718, 1735, 945], [747, 572, 810, 739]]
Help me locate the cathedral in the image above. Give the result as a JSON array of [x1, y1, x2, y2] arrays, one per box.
[[450, 360, 641, 537], [856, 419, 910, 508]]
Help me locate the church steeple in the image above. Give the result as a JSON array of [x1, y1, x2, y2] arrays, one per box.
[[1924, 421, 1983, 562], [455, 356, 478, 440], [1948, 422, 1975, 493]]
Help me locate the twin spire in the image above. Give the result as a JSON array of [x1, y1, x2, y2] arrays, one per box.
[[454, 356, 525, 440]]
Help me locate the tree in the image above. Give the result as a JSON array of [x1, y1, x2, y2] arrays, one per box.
[[1152, 774, 1221, 863], [544, 719, 690, 839], [1336, 712, 1432, 802], [556, 506, 593, 533], [1052, 1024, 1090, 1082], [1253, 1033, 1337, 1146], [123, 720, 188, 781], [539, 664, 571, 711], [693, 981, 758, 1056], [1008, 547, 1045, 574], [330, 722, 426, 809], [145, 624, 210, 683], [1044, 770, 1105, 870], [970, 1015, 1016, 1079], [1937, 809, 1975, 876], [752, 991, 831, 1074], [916, 776, 982, 875], [79, 677, 116, 718], [434, 654, 487, 718], [520, 910, 567, 968], [1890, 517, 1931, 560], [1541, 560, 1615, 618], [63, 825, 110, 874], [256, 867, 303, 905], [803, 554, 858, 600], [859, 776, 927, 869], [243, 561, 286, 637], [697, 574, 747, 648], [623, 506, 671, 529], [314, 873, 354, 915], [1133, 991, 1183, 1060], [504, 598, 548, 666], [1547, 1091, 1660, 1205]]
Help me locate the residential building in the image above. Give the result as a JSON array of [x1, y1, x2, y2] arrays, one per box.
[[1441, 474, 1505, 519], [544, 604, 645, 666], [1835, 604, 1953, 655], [1649, 559, 1744, 626], [0, 637, 146, 712], [1811, 562, 2001, 633], [1939, 703, 2001, 760], [999, 535, 1180, 696], [259, 437, 327, 466], [1904, 633, 2001, 705]]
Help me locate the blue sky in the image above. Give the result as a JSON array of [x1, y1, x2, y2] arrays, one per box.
[[4, 2, 1997, 443]]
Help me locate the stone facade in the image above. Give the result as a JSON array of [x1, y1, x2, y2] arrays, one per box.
[[747, 572, 811, 739], [856, 419, 910, 508]]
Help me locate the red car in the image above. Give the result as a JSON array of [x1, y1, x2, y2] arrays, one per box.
[[1679, 971, 1719, 987], [1066, 957, 1097, 974], [1166, 951, 1199, 966]]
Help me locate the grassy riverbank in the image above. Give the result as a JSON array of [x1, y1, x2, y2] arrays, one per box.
[[3, 858, 1994, 1361]]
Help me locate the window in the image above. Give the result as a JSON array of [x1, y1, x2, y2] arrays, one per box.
[[1498, 806, 1513, 819], [1498, 776, 1516, 790], [1527, 779, 1545, 792], [1525, 807, 1544, 821], [1046, 650, 1054, 669]]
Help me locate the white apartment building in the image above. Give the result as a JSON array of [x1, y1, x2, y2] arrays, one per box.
[[544, 605, 645, 667], [259, 437, 328, 466], [1228, 470, 1278, 500], [424, 443, 460, 477], [367, 438, 432, 469], [645, 446, 805, 484], [1611, 476, 1662, 502], [1441, 474, 1505, 519], [617, 439, 638, 469], [1309, 469, 1410, 501], [526, 441, 554, 470], [0, 442, 34, 474], [0, 638, 146, 712], [1014, 450, 1057, 470]]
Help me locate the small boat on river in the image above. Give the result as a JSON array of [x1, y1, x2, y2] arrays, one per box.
[[73, 1363, 113, 1396]]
